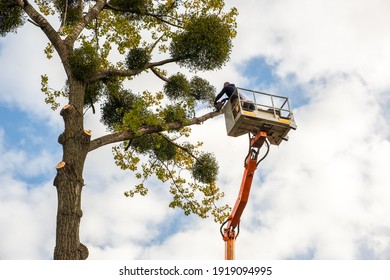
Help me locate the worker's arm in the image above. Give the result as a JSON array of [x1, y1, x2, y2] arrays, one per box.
[[214, 87, 227, 104]]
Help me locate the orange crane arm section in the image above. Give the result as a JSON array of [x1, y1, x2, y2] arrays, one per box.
[[226, 155, 257, 230], [225, 131, 267, 231]]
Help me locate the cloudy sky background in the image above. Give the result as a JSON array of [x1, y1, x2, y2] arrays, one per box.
[[1, 0, 390, 259]]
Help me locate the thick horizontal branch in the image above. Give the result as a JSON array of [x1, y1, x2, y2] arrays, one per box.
[[88, 110, 223, 152], [89, 58, 179, 82], [89, 68, 140, 81]]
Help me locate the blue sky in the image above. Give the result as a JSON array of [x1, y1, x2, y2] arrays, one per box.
[[0, 106, 61, 184], [1, 0, 390, 260]]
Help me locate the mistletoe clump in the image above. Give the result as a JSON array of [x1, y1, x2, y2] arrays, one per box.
[[131, 133, 177, 162], [170, 14, 233, 71], [125, 47, 151, 70], [69, 44, 101, 81], [101, 89, 138, 130], [189, 76, 216, 105], [163, 73, 191, 100], [0, 1, 25, 36], [192, 152, 219, 184], [84, 81, 104, 109], [161, 104, 188, 123], [109, 0, 150, 14]]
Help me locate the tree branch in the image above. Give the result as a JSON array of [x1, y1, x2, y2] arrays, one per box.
[[89, 57, 179, 82], [20, 0, 71, 75], [88, 110, 223, 152], [144, 12, 182, 29], [58, 0, 69, 32], [27, 18, 40, 27], [159, 133, 199, 161], [90, 68, 140, 81], [151, 67, 169, 82], [104, 3, 183, 28], [77, 0, 83, 19], [65, 0, 107, 48]]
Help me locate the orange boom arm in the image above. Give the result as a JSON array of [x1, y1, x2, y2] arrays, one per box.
[[222, 131, 268, 260]]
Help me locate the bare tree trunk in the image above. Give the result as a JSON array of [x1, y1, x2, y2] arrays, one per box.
[[53, 79, 90, 260]]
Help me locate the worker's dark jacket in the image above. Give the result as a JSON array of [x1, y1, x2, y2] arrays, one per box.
[[214, 84, 237, 103]]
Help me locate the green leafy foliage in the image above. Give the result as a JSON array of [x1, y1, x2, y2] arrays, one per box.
[[0, 0, 25, 36], [192, 152, 219, 184], [170, 14, 233, 71], [41, 74, 67, 111], [114, 137, 230, 223], [120, 91, 161, 132], [97, 9, 142, 55], [69, 43, 101, 81], [35, 0, 55, 16], [44, 43, 55, 59], [125, 47, 151, 70], [169, 180, 230, 222]]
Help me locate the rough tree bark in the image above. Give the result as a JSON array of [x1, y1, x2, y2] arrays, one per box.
[[53, 79, 90, 260]]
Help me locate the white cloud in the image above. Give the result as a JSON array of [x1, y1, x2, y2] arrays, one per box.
[[0, 128, 57, 259], [81, 177, 173, 259], [230, 0, 390, 89], [141, 218, 224, 260], [0, 182, 56, 259]]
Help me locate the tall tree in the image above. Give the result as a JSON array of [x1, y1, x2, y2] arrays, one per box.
[[0, 0, 237, 259]]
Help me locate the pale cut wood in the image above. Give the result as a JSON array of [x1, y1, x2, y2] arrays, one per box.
[[84, 129, 92, 136], [56, 161, 66, 169]]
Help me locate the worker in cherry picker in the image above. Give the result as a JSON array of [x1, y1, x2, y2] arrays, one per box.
[[214, 82, 247, 111]]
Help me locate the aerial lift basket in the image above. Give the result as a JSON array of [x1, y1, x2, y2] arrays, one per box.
[[222, 87, 297, 145]]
